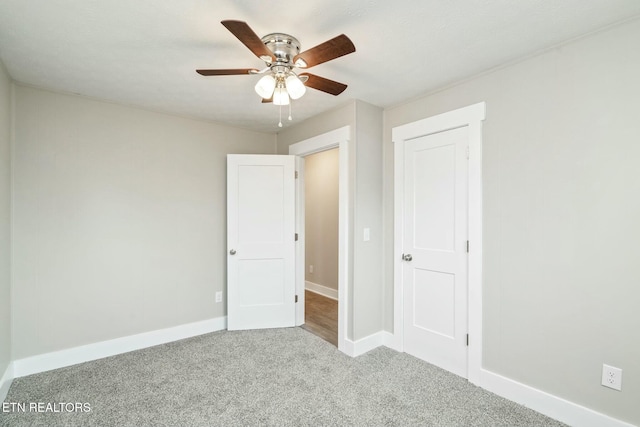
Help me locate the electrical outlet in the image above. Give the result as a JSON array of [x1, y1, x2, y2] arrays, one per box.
[[215, 291, 223, 303], [309, 265, 313, 274], [602, 364, 622, 391]]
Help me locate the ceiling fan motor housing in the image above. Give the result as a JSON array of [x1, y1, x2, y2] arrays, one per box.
[[261, 33, 301, 71]]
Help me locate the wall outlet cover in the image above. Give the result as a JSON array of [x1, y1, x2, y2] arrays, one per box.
[[602, 364, 622, 391]]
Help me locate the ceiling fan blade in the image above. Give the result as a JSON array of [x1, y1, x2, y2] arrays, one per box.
[[299, 73, 348, 95], [221, 20, 275, 62], [196, 68, 259, 76], [261, 97, 273, 103], [294, 34, 355, 68]]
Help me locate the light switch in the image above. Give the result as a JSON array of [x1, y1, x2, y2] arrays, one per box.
[[363, 228, 370, 241]]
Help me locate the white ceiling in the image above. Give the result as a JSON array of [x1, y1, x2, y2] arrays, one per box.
[[1, 1, 639, 133]]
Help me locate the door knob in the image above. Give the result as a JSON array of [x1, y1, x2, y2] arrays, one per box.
[[402, 254, 412, 261], [229, 249, 236, 255]]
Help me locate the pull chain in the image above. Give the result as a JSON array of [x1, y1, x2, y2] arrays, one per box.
[[278, 104, 283, 128], [288, 102, 292, 121]]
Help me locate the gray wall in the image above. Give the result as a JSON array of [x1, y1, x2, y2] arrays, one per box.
[[11, 86, 276, 359], [0, 62, 11, 377], [304, 148, 339, 291], [353, 101, 383, 340], [383, 18, 640, 425]]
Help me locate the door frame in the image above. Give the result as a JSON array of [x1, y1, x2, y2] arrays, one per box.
[[392, 103, 485, 384], [289, 126, 350, 353]]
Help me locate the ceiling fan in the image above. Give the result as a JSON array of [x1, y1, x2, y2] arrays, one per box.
[[196, 20, 355, 125]]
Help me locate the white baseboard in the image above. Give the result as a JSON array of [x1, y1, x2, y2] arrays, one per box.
[[13, 316, 227, 378], [305, 281, 338, 300], [0, 362, 14, 402], [344, 331, 385, 357], [480, 369, 635, 427], [381, 330, 401, 351], [376, 331, 633, 427]]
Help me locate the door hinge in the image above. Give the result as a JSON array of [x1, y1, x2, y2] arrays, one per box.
[[466, 334, 469, 346], [295, 294, 299, 303], [466, 240, 469, 253], [295, 171, 298, 179], [295, 233, 298, 241]]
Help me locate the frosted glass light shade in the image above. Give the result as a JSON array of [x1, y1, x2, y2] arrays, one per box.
[[273, 86, 290, 105], [285, 75, 306, 100], [254, 75, 276, 99]]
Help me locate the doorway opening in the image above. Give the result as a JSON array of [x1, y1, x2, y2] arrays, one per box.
[[299, 148, 339, 346], [289, 126, 350, 353]]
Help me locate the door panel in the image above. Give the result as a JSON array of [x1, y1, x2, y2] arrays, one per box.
[[227, 155, 296, 331], [238, 259, 285, 306], [412, 269, 455, 338], [403, 126, 469, 377], [413, 144, 456, 251], [238, 165, 285, 244]]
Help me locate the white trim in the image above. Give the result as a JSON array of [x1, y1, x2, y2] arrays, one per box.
[[288, 127, 349, 156], [13, 316, 227, 378], [372, 333, 633, 427], [289, 126, 350, 355], [305, 281, 338, 300], [381, 331, 401, 352], [343, 332, 385, 357], [479, 368, 636, 427], [392, 102, 485, 383], [467, 115, 484, 384], [392, 103, 486, 142], [0, 362, 14, 402], [392, 139, 405, 355], [294, 156, 306, 326]]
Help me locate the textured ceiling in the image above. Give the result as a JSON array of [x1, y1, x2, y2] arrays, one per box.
[[0, 1, 639, 133]]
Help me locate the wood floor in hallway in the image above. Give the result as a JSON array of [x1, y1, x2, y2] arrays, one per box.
[[301, 290, 338, 347]]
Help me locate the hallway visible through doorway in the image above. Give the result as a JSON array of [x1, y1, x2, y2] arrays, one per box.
[[300, 147, 339, 347]]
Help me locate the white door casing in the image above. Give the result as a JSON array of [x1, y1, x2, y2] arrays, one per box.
[[402, 127, 469, 377], [293, 155, 305, 326], [227, 154, 296, 330], [393, 103, 485, 384], [289, 126, 350, 353]]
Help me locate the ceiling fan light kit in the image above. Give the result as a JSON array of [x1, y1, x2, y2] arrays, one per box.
[[197, 20, 355, 127], [285, 75, 306, 99], [254, 75, 276, 99], [272, 86, 290, 106]]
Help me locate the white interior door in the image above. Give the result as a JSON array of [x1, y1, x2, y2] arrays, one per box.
[[402, 126, 469, 377], [227, 154, 296, 330]]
